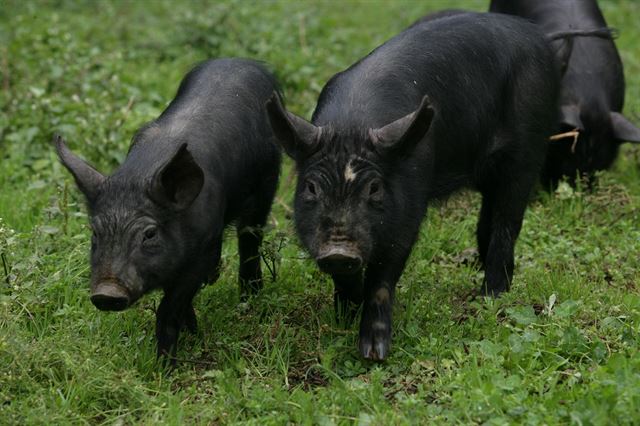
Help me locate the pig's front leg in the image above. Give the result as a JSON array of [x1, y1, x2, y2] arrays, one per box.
[[358, 280, 394, 361], [155, 281, 201, 363], [358, 251, 409, 361], [156, 244, 220, 363], [332, 272, 364, 324]]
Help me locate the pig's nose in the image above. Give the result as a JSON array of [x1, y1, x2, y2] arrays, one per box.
[[90, 281, 130, 311], [317, 246, 363, 275]]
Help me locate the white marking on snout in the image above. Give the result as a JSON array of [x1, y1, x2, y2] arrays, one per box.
[[344, 160, 357, 182]]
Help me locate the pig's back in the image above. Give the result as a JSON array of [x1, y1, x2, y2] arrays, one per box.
[[490, 0, 624, 112], [312, 12, 555, 137], [122, 58, 281, 191], [491, 0, 606, 32]]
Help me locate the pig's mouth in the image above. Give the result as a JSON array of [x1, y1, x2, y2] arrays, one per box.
[[90, 279, 132, 311], [316, 243, 364, 275]]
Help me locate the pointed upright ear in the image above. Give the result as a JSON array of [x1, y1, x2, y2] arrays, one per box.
[[559, 104, 584, 130], [265, 91, 322, 159], [369, 95, 434, 153], [149, 143, 204, 210], [610, 112, 640, 143], [53, 134, 105, 203]]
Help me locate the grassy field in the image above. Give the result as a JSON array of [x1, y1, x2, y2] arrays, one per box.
[[1, 0, 640, 424]]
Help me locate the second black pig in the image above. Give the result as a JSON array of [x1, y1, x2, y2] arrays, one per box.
[[267, 13, 559, 360], [490, 0, 640, 188], [56, 58, 281, 361]]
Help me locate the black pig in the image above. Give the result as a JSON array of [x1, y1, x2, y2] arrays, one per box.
[[267, 13, 559, 360], [56, 58, 281, 360], [490, 0, 640, 188]]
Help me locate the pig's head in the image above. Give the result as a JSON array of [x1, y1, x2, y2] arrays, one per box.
[[266, 94, 433, 275], [54, 135, 204, 311], [556, 103, 640, 176]]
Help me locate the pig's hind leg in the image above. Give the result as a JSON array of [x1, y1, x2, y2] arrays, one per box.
[[477, 133, 541, 296], [237, 222, 264, 300], [236, 182, 277, 300], [476, 195, 492, 267]]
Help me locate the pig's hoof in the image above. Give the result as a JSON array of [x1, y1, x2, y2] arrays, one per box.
[[358, 322, 391, 361], [479, 283, 508, 298], [156, 348, 177, 368]]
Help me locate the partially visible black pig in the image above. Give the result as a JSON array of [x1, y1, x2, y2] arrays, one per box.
[[55, 58, 281, 360], [267, 13, 559, 360], [490, 0, 640, 188]]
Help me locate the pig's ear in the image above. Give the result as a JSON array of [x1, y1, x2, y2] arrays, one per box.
[[610, 112, 640, 144], [150, 143, 204, 210], [559, 104, 584, 130], [265, 91, 322, 159], [369, 95, 434, 153], [551, 38, 574, 76], [53, 134, 105, 203]]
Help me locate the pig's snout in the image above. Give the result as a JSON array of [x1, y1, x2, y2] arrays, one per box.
[[317, 245, 363, 275], [91, 280, 131, 311]]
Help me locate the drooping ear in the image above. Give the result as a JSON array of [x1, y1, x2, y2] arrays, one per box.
[[53, 134, 105, 202], [265, 91, 322, 159], [149, 143, 204, 210], [610, 112, 640, 144], [368, 95, 434, 153], [559, 104, 584, 130]]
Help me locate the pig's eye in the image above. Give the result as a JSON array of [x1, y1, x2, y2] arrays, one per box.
[[304, 180, 318, 197], [368, 179, 383, 201], [143, 226, 158, 242], [369, 181, 380, 196]]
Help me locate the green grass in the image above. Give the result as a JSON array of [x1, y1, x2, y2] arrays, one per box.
[[1, 0, 640, 424]]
